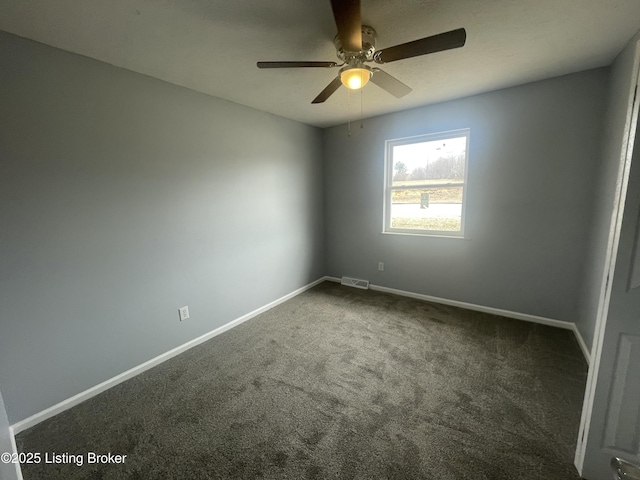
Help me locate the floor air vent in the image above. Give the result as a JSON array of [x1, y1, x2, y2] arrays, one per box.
[[341, 276, 370, 290]]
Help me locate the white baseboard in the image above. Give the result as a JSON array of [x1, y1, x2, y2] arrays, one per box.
[[571, 324, 591, 365], [10, 275, 591, 435], [10, 277, 329, 435], [326, 276, 591, 364]]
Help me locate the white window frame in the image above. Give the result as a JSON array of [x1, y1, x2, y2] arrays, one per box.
[[383, 129, 470, 238]]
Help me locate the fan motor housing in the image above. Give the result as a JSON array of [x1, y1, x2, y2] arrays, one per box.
[[334, 25, 377, 63]]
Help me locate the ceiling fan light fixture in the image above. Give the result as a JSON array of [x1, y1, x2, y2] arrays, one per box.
[[340, 66, 372, 90], [257, 3, 466, 104]]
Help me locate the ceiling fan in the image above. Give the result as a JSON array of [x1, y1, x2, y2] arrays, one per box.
[[257, 0, 466, 104]]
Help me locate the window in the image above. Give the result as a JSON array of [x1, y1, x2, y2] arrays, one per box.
[[384, 129, 469, 237]]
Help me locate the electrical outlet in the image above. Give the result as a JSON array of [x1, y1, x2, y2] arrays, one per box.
[[378, 262, 384, 271], [178, 306, 190, 321]]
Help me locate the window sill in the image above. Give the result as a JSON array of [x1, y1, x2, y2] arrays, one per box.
[[382, 230, 468, 240]]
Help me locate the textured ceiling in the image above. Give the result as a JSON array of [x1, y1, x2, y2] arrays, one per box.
[[1, 0, 639, 128]]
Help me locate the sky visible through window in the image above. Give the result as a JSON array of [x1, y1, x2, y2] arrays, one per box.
[[393, 136, 467, 181]]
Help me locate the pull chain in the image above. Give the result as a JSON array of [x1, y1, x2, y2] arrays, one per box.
[[360, 88, 364, 129], [347, 88, 352, 137]]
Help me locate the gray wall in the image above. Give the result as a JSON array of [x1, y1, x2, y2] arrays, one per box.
[[0, 387, 19, 480], [324, 69, 608, 323], [576, 35, 640, 352], [0, 31, 324, 424]]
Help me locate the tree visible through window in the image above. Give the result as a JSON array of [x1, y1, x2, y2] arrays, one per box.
[[384, 129, 469, 236]]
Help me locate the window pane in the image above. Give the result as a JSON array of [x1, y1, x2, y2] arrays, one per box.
[[390, 187, 463, 232], [392, 136, 466, 187]]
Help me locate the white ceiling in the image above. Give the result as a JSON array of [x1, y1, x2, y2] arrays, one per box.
[[1, 0, 639, 128]]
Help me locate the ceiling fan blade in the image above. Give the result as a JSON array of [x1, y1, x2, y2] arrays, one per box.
[[375, 28, 466, 64], [312, 76, 343, 104], [371, 69, 412, 98], [257, 61, 339, 68], [330, 0, 362, 52]]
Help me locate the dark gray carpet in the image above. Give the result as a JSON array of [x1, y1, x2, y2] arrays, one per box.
[[17, 281, 587, 479]]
